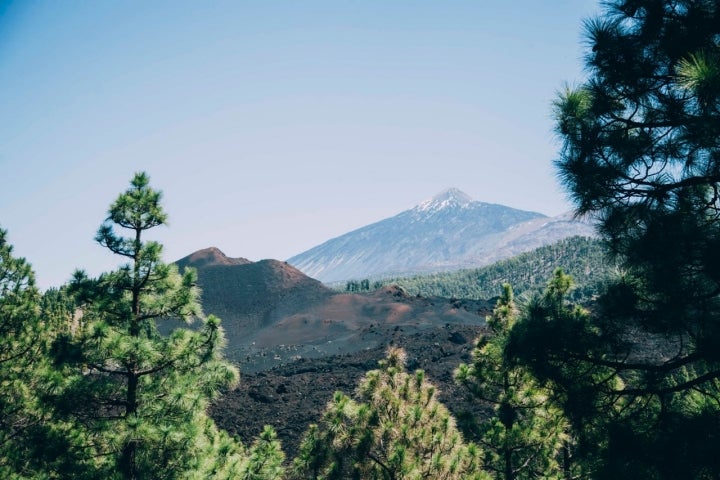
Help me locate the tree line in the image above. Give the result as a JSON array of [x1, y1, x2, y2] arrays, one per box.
[[346, 236, 613, 302], [3, 1, 720, 477]]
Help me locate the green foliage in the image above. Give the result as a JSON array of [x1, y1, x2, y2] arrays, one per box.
[[291, 347, 490, 480], [456, 281, 578, 479], [345, 279, 373, 293], [511, 265, 720, 479], [0, 230, 82, 479], [0, 174, 287, 479], [46, 172, 255, 479], [0, 228, 45, 478], [181, 422, 284, 480], [238, 425, 286, 480], [506, 271, 610, 476], [514, 3, 720, 476], [367, 236, 611, 301]]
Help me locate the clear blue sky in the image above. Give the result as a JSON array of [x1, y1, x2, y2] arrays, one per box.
[[0, 1, 599, 290]]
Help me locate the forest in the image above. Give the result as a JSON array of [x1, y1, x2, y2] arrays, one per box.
[[345, 236, 613, 302], [2, 1, 719, 478]]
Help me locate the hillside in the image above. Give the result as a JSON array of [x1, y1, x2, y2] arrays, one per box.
[[353, 236, 613, 301], [288, 188, 595, 282], [176, 247, 333, 332], [211, 323, 488, 459], [175, 247, 491, 373]]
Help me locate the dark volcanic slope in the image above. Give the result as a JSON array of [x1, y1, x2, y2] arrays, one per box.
[[211, 322, 491, 459], [176, 246, 252, 269], [176, 248, 334, 332], [234, 286, 489, 373], [175, 248, 491, 373]]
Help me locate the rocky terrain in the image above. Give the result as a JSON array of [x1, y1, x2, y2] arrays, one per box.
[[175, 247, 491, 373], [173, 247, 495, 456], [210, 322, 491, 458]]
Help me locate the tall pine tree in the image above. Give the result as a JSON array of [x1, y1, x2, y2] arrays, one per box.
[[0, 228, 53, 478], [54, 172, 248, 479], [512, 1, 720, 477], [456, 282, 577, 480]]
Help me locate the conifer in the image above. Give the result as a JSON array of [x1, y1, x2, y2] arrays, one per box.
[[456, 282, 576, 479], [522, 1, 720, 476], [52, 173, 248, 479], [292, 347, 489, 480], [0, 228, 49, 478]]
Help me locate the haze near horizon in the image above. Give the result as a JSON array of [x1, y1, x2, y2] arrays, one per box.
[[0, 1, 599, 289]]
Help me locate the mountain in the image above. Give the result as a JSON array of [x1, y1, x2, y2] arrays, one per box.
[[287, 188, 596, 282], [175, 246, 252, 269], [175, 247, 333, 332], [174, 247, 490, 373]]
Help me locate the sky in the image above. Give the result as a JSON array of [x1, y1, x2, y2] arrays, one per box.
[[0, 0, 600, 290]]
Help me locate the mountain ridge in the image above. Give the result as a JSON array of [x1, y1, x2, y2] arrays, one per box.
[[175, 247, 251, 269], [287, 188, 595, 282]]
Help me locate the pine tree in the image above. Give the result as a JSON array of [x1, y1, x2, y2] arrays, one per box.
[[0, 227, 50, 478], [291, 347, 490, 480], [237, 425, 286, 480], [506, 270, 631, 478], [456, 282, 575, 480], [529, 1, 720, 477], [52, 172, 248, 479]]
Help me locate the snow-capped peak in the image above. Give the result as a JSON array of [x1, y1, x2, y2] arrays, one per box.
[[415, 188, 474, 212]]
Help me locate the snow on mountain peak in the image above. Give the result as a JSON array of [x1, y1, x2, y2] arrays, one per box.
[[415, 188, 474, 212]]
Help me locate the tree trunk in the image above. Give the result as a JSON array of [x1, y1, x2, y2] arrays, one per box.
[[120, 227, 142, 479]]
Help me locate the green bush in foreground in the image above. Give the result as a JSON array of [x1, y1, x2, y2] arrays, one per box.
[[291, 347, 489, 480]]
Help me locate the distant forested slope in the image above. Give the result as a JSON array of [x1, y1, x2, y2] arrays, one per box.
[[350, 236, 613, 301]]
